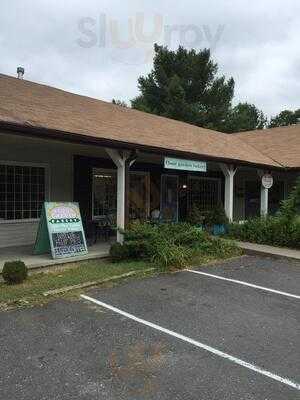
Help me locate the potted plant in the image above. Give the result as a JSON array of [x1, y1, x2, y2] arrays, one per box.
[[205, 204, 228, 235]]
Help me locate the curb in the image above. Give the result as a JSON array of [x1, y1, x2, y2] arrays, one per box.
[[237, 243, 300, 262], [43, 268, 156, 296], [242, 248, 300, 262]]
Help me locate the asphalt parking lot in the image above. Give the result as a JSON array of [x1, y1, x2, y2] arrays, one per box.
[[0, 255, 299, 400]]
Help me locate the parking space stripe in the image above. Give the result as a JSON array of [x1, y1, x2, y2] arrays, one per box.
[[186, 270, 300, 300], [81, 294, 300, 391]]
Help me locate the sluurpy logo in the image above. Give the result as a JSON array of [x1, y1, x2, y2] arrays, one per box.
[[76, 13, 225, 65]]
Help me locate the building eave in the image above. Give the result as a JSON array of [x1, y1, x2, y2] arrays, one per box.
[[0, 121, 287, 172]]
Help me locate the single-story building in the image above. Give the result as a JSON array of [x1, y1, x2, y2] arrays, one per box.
[[0, 73, 299, 249]]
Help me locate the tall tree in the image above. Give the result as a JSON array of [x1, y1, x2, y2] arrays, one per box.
[[131, 44, 235, 131], [268, 109, 300, 128], [222, 102, 267, 133]]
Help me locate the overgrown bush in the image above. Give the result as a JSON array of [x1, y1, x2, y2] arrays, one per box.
[[187, 204, 228, 227], [111, 222, 239, 268], [228, 216, 300, 249], [109, 238, 150, 262], [279, 177, 300, 221], [2, 261, 28, 284], [228, 178, 300, 249], [152, 241, 192, 269], [194, 236, 231, 256], [109, 243, 130, 262], [187, 205, 205, 226], [205, 204, 229, 226]]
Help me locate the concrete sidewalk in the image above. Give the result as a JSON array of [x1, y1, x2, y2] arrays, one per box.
[[0, 242, 110, 272], [237, 241, 300, 261]]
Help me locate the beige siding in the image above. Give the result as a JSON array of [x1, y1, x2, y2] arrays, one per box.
[[0, 132, 109, 248], [0, 221, 38, 248]]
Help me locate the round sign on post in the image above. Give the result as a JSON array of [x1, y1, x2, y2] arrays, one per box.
[[262, 174, 273, 189]]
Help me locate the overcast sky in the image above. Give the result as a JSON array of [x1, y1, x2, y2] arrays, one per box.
[[1, 0, 299, 117]]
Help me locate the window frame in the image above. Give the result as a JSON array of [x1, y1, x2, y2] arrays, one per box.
[[160, 174, 179, 222], [0, 160, 50, 224], [129, 171, 151, 219], [92, 168, 117, 221], [92, 168, 151, 221], [187, 175, 221, 212]]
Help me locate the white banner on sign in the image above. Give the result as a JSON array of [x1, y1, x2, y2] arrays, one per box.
[[164, 157, 207, 172]]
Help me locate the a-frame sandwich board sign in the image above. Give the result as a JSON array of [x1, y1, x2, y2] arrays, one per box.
[[34, 202, 88, 259]]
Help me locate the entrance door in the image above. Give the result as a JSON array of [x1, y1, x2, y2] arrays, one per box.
[[161, 175, 178, 222], [129, 172, 150, 221], [245, 181, 260, 219]]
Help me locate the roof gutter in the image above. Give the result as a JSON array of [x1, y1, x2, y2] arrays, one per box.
[[0, 121, 289, 172]]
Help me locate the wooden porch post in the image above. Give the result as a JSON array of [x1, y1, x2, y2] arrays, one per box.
[[105, 149, 137, 243], [220, 163, 237, 222]]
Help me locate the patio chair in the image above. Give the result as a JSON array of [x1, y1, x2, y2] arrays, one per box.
[[95, 211, 117, 242]]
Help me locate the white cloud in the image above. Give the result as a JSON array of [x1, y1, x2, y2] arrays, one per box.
[[0, 0, 299, 116]]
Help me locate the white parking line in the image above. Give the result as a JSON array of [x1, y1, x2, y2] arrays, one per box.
[[186, 270, 300, 300], [81, 294, 300, 391]]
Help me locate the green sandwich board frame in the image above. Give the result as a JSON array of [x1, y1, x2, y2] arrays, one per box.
[[34, 202, 88, 259]]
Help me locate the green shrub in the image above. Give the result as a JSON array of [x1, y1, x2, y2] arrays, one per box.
[[119, 222, 239, 268], [228, 179, 300, 249], [123, 223, 198, 267], [2, 261, 28, 284], [109, 243, 130, 262], [187, 205, 205, 226], [173, 227, 207, 246], [279, 177, 300, 221], [228, 216, 300, 249], [209, 238, 241, 258], [151, 241, 192, 269], [205, 204, 228, 226], [122, 240, 150, 259], [123, 221, 157, 242]]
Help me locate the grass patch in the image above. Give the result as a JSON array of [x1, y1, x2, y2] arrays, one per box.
[[0, 237, 242, 311], [0, 259, 154, 310], [189, 238, 243, 266]]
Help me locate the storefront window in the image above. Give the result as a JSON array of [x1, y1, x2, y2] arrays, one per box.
[[93, 169, 150, 220], [0, 163, 46, 221], [161, 175, 179, 222], [188, 176, 221, 212], [93, 169, 117, 219]]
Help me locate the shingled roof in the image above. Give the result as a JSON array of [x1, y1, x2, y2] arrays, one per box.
[[0, 74, 288, 169], [234, 125, 300, 169]]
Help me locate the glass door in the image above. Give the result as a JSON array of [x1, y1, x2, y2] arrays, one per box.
[[245, 181, 260, 219], [188, 176, 221, 212], [161, 175, 178, 222], [129, 172, 150, 221], [92, 169, 117, 220]]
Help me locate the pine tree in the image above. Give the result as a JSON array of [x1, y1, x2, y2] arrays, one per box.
[[131, 44, 234, 131]]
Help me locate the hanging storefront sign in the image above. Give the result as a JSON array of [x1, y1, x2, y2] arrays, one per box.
[[262, 174, 273, 189], [34, 202, 88, 259], [164, 157, 207, 172]]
